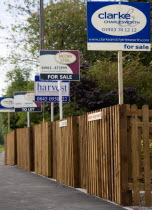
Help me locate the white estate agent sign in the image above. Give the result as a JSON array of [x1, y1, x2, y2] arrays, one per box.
[[14, 91, 41, 112], [34, 76, 70, 102], [0, 97, 14, 112], [87, 2, 151, 51], [40, 50, 80, 81]]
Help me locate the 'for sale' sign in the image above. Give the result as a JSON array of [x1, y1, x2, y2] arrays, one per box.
[[40, 50, 80, 81], [87, 2, 151, 51]]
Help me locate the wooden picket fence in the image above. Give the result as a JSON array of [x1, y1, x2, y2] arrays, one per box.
[[85, 105, 129, 205], [4, 104, 152, 207], [127, 104, 152, 206]]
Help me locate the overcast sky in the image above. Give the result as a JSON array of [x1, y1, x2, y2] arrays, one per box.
[[0, 1, 13, 96]]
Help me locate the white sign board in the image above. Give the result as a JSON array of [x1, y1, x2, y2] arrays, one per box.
[[14, 92, 41, 112], [34, 76, 70, 102], [40, 50, 80, 81], [59, 120, 67, 128], [0, 97, 14, 112]]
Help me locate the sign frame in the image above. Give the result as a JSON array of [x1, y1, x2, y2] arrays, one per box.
[[34, 76, 70, 103], [40, 50, 80, 81], [0, 97, 14, 112], [88, 112, 102, 122], [87, 2, 151, 51]]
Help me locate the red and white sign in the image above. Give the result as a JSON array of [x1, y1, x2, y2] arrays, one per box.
[[40, 50, 80, 81], [88, 111, 102, 122]]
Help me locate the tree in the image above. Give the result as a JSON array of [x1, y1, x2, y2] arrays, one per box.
[[2, 67, 43, 132], [5, 67, 33, 96], [27, 0, 118, 66]]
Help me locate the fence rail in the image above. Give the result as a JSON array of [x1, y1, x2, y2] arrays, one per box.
[[5, 104, 152, 207]]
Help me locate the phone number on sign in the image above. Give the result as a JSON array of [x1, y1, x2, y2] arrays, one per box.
[[102, 27, 137, 32], [36, 96, 69, 102]]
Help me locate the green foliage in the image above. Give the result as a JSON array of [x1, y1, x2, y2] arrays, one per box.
[[1, 67, 43, 132], [141, 139, 152, 167], [88, 59, 118, 93], [123, 57, 152, 98], [5, 67, 33, 97], [25, 0, 117, 65], [88, 56, 152, 105], [62, 102, 86, 118], [0, 116, 4, 145], [70, 75, 146, 111]]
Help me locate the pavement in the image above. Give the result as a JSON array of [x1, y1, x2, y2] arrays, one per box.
[[0, 151, 127, 210]]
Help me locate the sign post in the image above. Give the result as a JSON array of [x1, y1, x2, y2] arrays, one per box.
[[117, 0, 127, 105], [50, 103, 53, 122], [8, 112, 10, 132], [118, 50, 123, 104], [40, 0, 46, 122], [27, 112, 30, 127], [58, 81, 63, 120]]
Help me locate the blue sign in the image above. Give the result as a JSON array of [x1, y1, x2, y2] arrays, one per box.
[[87, 2, 151, 51], [0, 97, 14, 112], [34, 76, 70, 103], [35, 96, 69, 103]]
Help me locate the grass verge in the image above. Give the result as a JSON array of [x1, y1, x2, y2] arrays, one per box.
[[0, 145, 4, 153]]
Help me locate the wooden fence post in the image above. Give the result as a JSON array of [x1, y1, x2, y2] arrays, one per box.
[[119, 104, 130, 205]]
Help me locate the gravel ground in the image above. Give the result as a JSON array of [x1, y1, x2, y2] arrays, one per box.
[[124, 192, 152, 210]]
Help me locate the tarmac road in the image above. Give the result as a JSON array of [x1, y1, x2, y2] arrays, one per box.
[[0, 152, 126, 210]]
